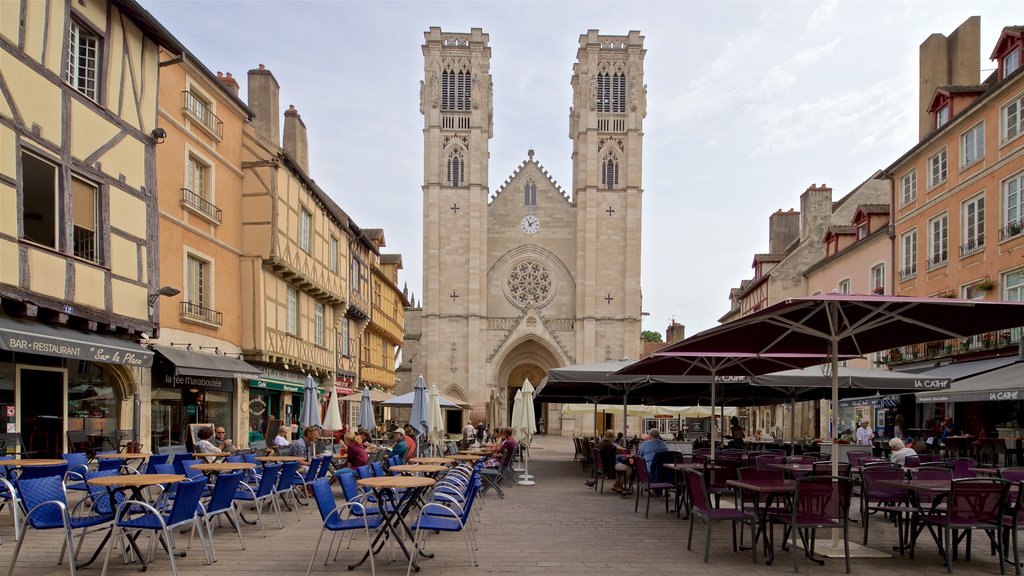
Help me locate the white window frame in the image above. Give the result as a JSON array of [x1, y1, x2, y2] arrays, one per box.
[[900, 169, 917, 206], [837, 279, 851, 294], [329, 236, 338, 273], [936, 105, 950, 129], [961, 121, 984, 168], [961, 193, 985, 257], [870, 264, 885, 294], [1005, 172, 1024, 239], [928, 213, 949, 269], [1006, 50, 1021, 77], [299, 208, 312, 254], [900, 229, 917, 280], [314, 302, 325, 346], [67, 18, 99, 100], [286, 287, 298, 335], [185, 252, 211, 311], [1005, 269, 1024, 342], [1004, 92, 1024, 143], [928, 148, 948, 188]]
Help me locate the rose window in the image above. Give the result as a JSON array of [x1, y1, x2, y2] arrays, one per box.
[[506, 261, 552, 307]]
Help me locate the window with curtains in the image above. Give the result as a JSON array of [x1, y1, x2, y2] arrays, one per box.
[[928, 213, 948, 269], [186, 255, 209, 311]]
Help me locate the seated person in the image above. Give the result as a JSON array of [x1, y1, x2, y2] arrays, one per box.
[[635, 428, 668, 474], [284, 425, 318, 465], [389, 429, 409, 461], [344, 430, 368, 469], [598, 430, 632, 494], [273, 425, 291, 449], [214, 425, 237, 453], [888, 437, 917, 465], [484, 427, 517, 468], [195, 427, 221, 463], [404, 427, 417, 461]]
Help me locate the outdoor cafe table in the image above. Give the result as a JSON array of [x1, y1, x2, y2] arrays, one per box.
[[256, 455, 304, 463], [0, 458, 66, 467], [409, 457, 455, 465], [354, 475, 436, 572], [193, 452, 231, 461], [448, 454, 484, 463], [767, 462, 814, 478], [877, 478, 953, 555], [970, 467, 1002, 476], [726, 478, 796, 565], [389, 464, 448, 477], [86, 473, 186, 569]]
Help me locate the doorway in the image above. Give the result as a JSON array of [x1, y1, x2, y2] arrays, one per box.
[[17, 367, 66, 458], [445, 409, 460, 434]]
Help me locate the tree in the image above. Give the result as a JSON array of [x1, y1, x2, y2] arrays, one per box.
[[641, 330, 663, 343]]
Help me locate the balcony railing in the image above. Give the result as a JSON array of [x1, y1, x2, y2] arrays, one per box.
[[899, 264, 917, 281], [882, 329, 1022, 365], [180, 188, 223, 224], [1000, 219, 1024, 241], [180, 301, 223, 326], [959, 236, 985, 258], [926, 250, 948, 270], [183, 91, 224, 139]]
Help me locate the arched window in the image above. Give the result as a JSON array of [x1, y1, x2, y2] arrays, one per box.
[[442, 68, 471, 111], [601, 152, 619, 189], [524, 180, 537, 206], [597, 72, 626, 113], [446, 149, 465, 186]]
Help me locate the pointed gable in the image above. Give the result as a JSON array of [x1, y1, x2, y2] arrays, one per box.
[[489, 150, 570, 206]]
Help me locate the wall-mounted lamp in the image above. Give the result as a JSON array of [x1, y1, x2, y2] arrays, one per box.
[[199, 346, 222, 355], [148, 285, 180, 306], [151, 127, 167, 144]]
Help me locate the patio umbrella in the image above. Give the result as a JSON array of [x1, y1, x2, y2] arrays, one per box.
[[357, 386, 376, 432], [408, 375, 430, 457], [487, 387, 503, 434], [427, 385, 446, 455], [322, 387, 344, 431], [298, 374, 322, 429], [381, 390, 462, 408], [512, 379, 538, 486]]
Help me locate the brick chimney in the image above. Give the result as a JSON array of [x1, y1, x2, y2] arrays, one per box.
[[666, 321, 685, 344], [918, 16, 980, 140], [247, 64, 279, 147], [216, 71, 239, 96], [768, 208, 800, 254], [799, 183, 833, 242], [283, 104, 309, 174]]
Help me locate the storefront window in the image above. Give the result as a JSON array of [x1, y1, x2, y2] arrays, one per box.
[[67, 360, 118, 442], [152, 388, 183, 448]]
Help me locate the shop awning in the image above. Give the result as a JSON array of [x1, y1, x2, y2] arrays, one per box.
[[838, 394, 899, 409], [900, 355, 1019, 380], [152, 345, 261, 378], [249, 377, 324, 394], [338, 389, 396, 403], [917, 361, 1024, 403], [0, 316, 153, 367]]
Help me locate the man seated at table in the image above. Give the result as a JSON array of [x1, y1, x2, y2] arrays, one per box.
[[213, 425, 237, 453], [636, 428, 668, 474], [389, 429, 409, 462], [284, 426, 318, 465], [888, 437, 917, 465], [403, 426, 418, 461], [195, 427, 221, 463], [598, 430, 632, 495]]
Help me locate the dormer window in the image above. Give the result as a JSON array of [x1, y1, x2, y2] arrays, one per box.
[[936, 105, 950, 129], [1005, 49, 1020, 77], [857, 222, 868, 240]]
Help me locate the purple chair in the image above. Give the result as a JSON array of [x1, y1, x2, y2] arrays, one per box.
[[1001, 478, 1024, 576], [591, 449, 607, 493], [755, 455, 784, 471], [684, 469, 755, 563], [634, 455, 674, 518], [945, 458, 976, 479], [704, 459, 741, 508], [913, 478, 1009, 574], [860, 464, 912, 549], [846, 451, 871, 468], [785, 455, 817, 465], [769, 475, 854, 573]]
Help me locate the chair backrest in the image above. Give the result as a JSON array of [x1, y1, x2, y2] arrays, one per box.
[[763, 449, 787, 456], [947, 478, 1009, 525], [226, 455, 244, 464], [153, 463, 175, 475], [903, 454, 922, 468], [718, 449, 744, 461], [20, 463, 69, 479], [85, 469, 123, 515], [16, 474, 68, 528], [304, 456, 324, 481], [0, 433, 28, 455], [755, 455, 784, 470], [792, 476, 853, 522], [846, 451, 871, 467], [338, 471, 361, 502], [316, 456, 332, 479], [62, 452, 89, 475], [861, 464, 909, 503], [946, 458, 976, 479], [650, 451, 681, 484], [916, 453, 937, 464], [145, 454, 170, 474], [1001, 467, 1024, 483], [253, 463, 281, 497], [812, 461, 851, 477], [705, 459, 740, 489], [633, 455, 650, 485], [310, 477, 339, 521], [66, 430, 93, 455], [591, 449, 606, 475], [356, 465, 373, 479], [738, 466, 784, 483], [171, 453, 193, 475], [861, 457, 890, 468], [206, 472, 244, 513], [910, 466, 953, 481], [242, 453, 258, 465], [97, 457, 124, 472], [181, 459, 204, 480], [276, 461, 300, 491], [684, 469, 712, 515], [371, 461, 385, 477], [167, 478, 206, 525], [785, 455, 816, 465], [803, 451, 828, 461]]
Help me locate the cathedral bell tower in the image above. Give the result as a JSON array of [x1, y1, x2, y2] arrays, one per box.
[[419, 28, 493, 401], [570, 30, 646, 363]]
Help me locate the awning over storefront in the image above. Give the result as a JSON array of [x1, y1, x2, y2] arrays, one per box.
[[152, 345, 262, 379], [338, 389, 396, 403], [839, 394, 899, 409], [0, 316, 153, 367], [249, 377, 325, 394], [917, 361, 1024, 403], [901, 355, 1019, 380]]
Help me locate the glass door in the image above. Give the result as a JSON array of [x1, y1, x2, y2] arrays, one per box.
[[151, 388, 183, 450]]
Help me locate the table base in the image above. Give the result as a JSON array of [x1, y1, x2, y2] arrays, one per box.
[[797, 539, 891, 558]]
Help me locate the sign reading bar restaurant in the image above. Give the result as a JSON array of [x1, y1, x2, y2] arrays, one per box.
[[0, 316, 153, 367]]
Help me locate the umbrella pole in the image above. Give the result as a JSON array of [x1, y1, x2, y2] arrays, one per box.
[[789, 398, 796, 455], [518, 436, 535, 486], [710, 376, 717, 459]]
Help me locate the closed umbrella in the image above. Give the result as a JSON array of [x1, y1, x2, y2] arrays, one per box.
[[299, 374, 322, 429], [512, 379, 538, 486], [358, 387, 376, 432], [322, 387, 343, 431], [408, 375, 430, 457], [427, 385, 445, 455]]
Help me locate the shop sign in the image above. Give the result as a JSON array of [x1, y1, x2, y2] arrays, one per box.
[[249, 378, 304, 394], [157, 371, 228, 390]]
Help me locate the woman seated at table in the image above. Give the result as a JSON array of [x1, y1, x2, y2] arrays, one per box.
[[598, 430, 632, 495], [888, 437, 917, 465], [273, 425, 291, 449], [195, 427, 221, 462], [345, 430, 368, 469], [484, 427, 516, 468]]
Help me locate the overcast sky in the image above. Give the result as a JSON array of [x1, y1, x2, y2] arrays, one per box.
[[143, 0, 1018, 339]]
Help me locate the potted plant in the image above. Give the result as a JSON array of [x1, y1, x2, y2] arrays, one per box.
[[939, 291, 956, 298], [1010, 222, 1023, 237], [976, 276, 994, 291], [889, 348, 903, 362], [982, 333, 993, 348], [872, 286, 885, 295], [943, 344, 953, 354], [961, 338, 972, 350], [1002, 331, 1012, 345]]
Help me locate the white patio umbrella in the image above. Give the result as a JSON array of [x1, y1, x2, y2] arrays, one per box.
[[427, 385, 446, 455], [299, 374, 322, 429], [357, 386, 376, 432], [408, 375, 430, 457], [512, 379, 538, 486], [322, 387, 343, 431]]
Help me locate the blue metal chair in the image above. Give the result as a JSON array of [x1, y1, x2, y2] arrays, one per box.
[[62, 453, 91, 493], [290, 456, 324, 506], [101, 478, 211, 576], [306, 478, 382, 576], [195, 472, 245, 560], [143, 454, 170, 474], [274, 461, 302, 521], [171, 453, 193, 475], [406, 471, 480, 574], [233, 463, 282, 536], [20, 463, 69, 480], [6, 474, 113, 576]]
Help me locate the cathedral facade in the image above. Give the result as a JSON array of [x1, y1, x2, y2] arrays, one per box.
[[402, 28, 647, 433]]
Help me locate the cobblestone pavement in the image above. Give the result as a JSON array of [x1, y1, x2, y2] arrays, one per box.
[[0, 435, 1014, 575]]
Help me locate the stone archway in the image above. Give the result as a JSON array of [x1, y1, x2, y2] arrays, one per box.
[[491, 337, 562, 427]]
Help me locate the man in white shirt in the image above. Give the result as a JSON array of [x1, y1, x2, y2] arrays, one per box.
[[855, 421, 874, 445], [888, 437, 917, 465], [464, 422, 476, 441]]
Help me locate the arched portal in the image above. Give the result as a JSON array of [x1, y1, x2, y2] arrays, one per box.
[[491, 337, 562, 428]]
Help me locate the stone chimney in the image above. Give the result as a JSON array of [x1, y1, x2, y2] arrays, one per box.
[[919, 16, 980, 140], [666, 321, 685, 344], [768, 208, 800, 254], [247, 64, 280, 147], [216, 72, 239, 96], [283, 104, 309, 174], [799, 183, 833, 242]]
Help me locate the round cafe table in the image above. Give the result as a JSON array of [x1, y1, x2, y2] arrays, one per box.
[[408, 457, 455, 465], [389, 464, 448, 475], [87, 473, 186, 569], [448, 454, 485, 462], [189, 462, 255, 474], [354, 476, 437, 572], [256, 455, 304, 463], [1, 458, 66, 467]]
